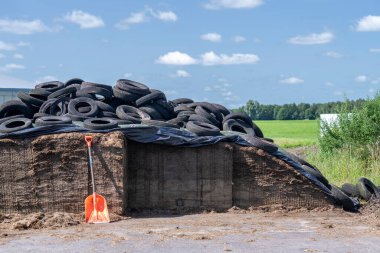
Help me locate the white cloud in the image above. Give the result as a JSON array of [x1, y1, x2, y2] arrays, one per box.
[[17, 41, 30, 47], [124, 73, 132, 78], [175, 69, 191, 77], [13, 53, 24, 59], [204, 0, 263, 10], [0, 53, 4, 59], [369, 48, 380, 53], [115, 12, 148, 29], [64, 10, 105, 29], [325, 51, 343, 58], [35, 75, 58, 83], [0, 19, 50, 34], [371, 78, 380, 84], [201, 51, 259, 65], [288, 32, 334, 45], [204, 86, 212, 91], [201, 33, 222, 42], [0, 63, 25, 72], [0, 74, 31, 88], [355, 15, 380, 32], [369, 88, 375, 93], [280, 77, 304, 84], [149, 10, 177, 22], [325, 81, 334, 86], [156, 51, 197, 65], [355, 75, 368, 83], [0, 41, 16, 51], [233, 35, 246, 43]]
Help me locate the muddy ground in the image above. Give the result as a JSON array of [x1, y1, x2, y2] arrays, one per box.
[[1, 203, 379, 253]]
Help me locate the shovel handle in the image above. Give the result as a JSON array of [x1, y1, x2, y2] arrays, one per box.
[[85, 136, 93, 147]]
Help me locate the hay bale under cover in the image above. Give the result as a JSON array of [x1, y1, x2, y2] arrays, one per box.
[[0, 131, 334, 214], [0, 132, 126, 215]]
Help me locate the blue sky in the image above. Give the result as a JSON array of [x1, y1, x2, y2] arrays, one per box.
[[0, 0, 379, 107]]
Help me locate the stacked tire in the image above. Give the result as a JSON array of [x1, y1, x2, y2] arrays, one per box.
[[0, 78, 265, 137]]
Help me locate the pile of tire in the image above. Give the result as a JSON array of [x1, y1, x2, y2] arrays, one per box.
[[0, 78, 265, 139], [340, 178, 380, 202]]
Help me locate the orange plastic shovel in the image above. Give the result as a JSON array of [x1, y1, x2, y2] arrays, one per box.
[[84, 135, 110, 223]]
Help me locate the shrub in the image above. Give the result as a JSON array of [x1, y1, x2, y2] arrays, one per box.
[[319, 93, 380, 161]]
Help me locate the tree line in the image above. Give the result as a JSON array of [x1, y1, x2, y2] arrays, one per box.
[[234, 99, 367, 120]]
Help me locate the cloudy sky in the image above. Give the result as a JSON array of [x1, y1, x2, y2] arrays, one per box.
[[0, 0, 379, 107]]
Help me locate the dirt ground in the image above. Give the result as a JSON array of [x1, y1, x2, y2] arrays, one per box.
[[1, 202, 379, 253]]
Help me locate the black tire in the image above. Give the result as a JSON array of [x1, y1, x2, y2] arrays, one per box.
[[77, 106, 92, 113], [76, 86, 112, 101], [48, 86, 77, 99], [135, 90, 166, 107], [241, 135, 279, 153], [301, 165, 330, 188], [141, 120, 180, 129], [17, 92, 45, 107], [116, 79, 150, 95], [0, 100, 32, 118], [341, 183, 360, 198], [252, 121, 264, 138], [35, 116, 72, 126], [262, 137, 274, 143], [172, 98, 194, 105], [40, 97, 69, 116], [98, 111, 118, 118], [155, 99, 175, 119], [356, 177, 380, 201], [113, 86, 141, 104], [95, 101, 115, 113], [64, 78, 84, 87], [0, 114, 24, 124], [68, 97, 99, 118], [331, 185, 358, 212], [139, 105, 164, 120], [35, 81, 64, 92], [0, 117, 33, 133], [65, 113, 91, 122], [222, 119, 255, 136], [196, 102, 224, 124], [150, 102, 171, 120], [167, 117, 187, 128], [102, 118, 134, 125], [213, 103, 230, 116], [223, 112, 253, 127], [194, 106, 220, 127], [80, 81, 112, 93], [178, 110, 195, 117], [33, 112, 51, 122], [189, 114, 218, 126], [83, 118, 119, 130], [116, 105, 151, 123], [29, 88, 52, 100], [174, 105, 194, 114], [186, 121, 221, 136]]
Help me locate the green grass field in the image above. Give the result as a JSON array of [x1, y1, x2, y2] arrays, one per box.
[[255, 120, 320, 148]]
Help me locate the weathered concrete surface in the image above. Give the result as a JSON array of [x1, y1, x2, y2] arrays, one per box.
[[1, 211, 379, 253], [0, 132, 126, 215], [127, 141, 233, 210]]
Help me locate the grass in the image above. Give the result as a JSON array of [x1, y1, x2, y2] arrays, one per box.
[[307, 150, 380, 186], [255, 120, 319, 148], [255, 119, 380, 185]]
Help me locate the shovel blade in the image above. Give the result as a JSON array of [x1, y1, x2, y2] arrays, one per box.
[[85, 193, 110, 223]]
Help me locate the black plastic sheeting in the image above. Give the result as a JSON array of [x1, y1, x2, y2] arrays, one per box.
[[0, 124, 357, 210]]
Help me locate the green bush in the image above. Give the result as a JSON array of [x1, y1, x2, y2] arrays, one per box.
[[320, 93, 380, 161], [313, 93, 380, 185]]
